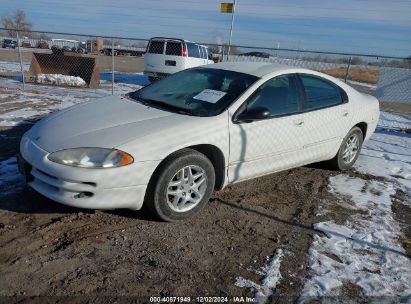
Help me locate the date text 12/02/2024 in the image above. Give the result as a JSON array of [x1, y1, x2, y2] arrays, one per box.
[[149, 296, 256, 302]]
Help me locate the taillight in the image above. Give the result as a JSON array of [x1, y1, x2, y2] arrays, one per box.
[[182, 46, 187, 57]]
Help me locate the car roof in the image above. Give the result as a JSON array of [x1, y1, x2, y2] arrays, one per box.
[[149, 37, 208, 47], [205, 61, 298, 77]]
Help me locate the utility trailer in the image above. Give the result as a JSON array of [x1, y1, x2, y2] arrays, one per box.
[[101, 45, 145, 57]]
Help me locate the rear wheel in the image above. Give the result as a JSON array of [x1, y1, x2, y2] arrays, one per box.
[[146, 149, 215, 222], [329, 126, 363, 170]]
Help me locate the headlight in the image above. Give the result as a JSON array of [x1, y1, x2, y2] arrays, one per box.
[[48, 148, 134, 168]]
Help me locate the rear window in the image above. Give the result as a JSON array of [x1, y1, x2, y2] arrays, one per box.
[[148, 40, 164, 54], [165, 41, 182, 56], [187, 42, 200, 58]]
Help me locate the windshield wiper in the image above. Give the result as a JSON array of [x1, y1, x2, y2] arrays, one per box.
[[129, 92, 194, 116], [141, 98, 194, 116]]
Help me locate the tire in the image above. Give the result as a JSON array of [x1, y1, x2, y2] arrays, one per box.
[[146, 149, 215, 222], [148, 76, 157, 83], [329, 126, 363, 170]]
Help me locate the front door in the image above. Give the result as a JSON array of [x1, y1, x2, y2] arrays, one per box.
[[228, 74, 307, 183]]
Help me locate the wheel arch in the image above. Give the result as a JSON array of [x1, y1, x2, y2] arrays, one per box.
[[145, 144, 226, 200], [354, 122, 367, 139], [187, 144, 226, 190]]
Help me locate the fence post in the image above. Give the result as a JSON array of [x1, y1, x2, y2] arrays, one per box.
[[16, 31, 25, 90], [344, 56, 352, 83], [111, 39, 114, 95]]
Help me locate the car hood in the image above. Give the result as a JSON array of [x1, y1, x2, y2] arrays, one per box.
[[27, 95, 178, 152]]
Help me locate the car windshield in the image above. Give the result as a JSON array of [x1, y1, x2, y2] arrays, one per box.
[[129, 68, 258, 117]]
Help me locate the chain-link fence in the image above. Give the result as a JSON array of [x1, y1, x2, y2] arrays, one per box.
[[0, 28, 410, 130]]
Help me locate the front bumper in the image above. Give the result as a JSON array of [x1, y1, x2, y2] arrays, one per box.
[[19, 134, 160, 210]]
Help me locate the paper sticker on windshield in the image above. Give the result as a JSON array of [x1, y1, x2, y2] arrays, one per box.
[[193, 89, 226, 103]]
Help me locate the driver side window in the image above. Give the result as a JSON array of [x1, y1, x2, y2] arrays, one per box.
[[248, 74, 301, 117]]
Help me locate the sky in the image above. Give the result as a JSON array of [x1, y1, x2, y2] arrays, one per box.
[[1, 0, 411, 57]]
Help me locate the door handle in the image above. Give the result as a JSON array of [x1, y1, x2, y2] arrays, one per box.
[[342, 110, 349, 117], [293, 119, 304, 126]]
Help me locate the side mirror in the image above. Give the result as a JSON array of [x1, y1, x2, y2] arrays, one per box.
[[235, 106, 271, 123]]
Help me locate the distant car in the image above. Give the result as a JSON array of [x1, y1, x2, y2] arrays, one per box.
[[21, 41, 31, 48], [2, 39, 17, 49], [144, 37, 214, 82], [240, 52, 271, 59], [18, 62, 379, 221], [36, 41, 49, 49], [62, 46, 72, 52]]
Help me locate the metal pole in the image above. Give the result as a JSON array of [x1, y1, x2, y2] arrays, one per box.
[[17, 31, 25, 90], [227, 0, 236, 60], [111, 39, 115, 95], [344, 56, 352, 83]]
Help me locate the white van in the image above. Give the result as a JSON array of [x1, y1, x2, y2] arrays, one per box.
[[144, 37, 214, 82]]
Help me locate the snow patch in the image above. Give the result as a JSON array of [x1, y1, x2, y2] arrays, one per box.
[[347, 79, 377, 90], [235, 249, 284, 303], [0, 61, 29, 73], [0, 76, 144, 127], [31, 74, 87, 87], [301, 113, 411, 300], [355, 130, 411, 197], [378, 111, 411, 131], [300, 176, 411, 301]]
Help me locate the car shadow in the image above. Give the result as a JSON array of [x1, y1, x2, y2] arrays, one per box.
[[215, 197, 411, 259]]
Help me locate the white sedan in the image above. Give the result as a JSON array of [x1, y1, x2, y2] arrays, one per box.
[[18, 62, 379, 221]]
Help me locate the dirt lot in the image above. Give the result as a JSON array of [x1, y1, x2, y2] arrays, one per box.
[[0, 109, 410, 301], [0, 68, 410, 301]]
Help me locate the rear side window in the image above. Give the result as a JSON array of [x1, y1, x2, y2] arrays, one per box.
[[247, 74, 301, 117], [201, 47, 208, 59], [148, 41, 164, 54], [187, 42, 200, 58], [165, 41, 182, 56], [201, 46, 206, 59], [300, 75, 344, 110]]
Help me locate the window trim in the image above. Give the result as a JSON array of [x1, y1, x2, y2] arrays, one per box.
[[297, 73, 349, 113], [147, 40, 165, 54], [165, 40, 183, 56], [233, 73, 304, 124]]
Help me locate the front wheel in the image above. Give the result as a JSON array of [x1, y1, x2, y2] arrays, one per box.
[[146, 149, 215, 222], [329, 126, 363, 170]]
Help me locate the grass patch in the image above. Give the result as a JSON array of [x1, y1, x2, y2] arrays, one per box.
[[322, 67, 379, 84]]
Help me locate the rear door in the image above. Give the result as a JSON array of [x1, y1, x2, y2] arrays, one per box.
[[163, 40, 185, 74], [296, 73, 353, 162], [144, 39, 165, 73]]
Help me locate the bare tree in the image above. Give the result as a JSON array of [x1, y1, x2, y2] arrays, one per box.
[[1, 10, 32, 37]]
